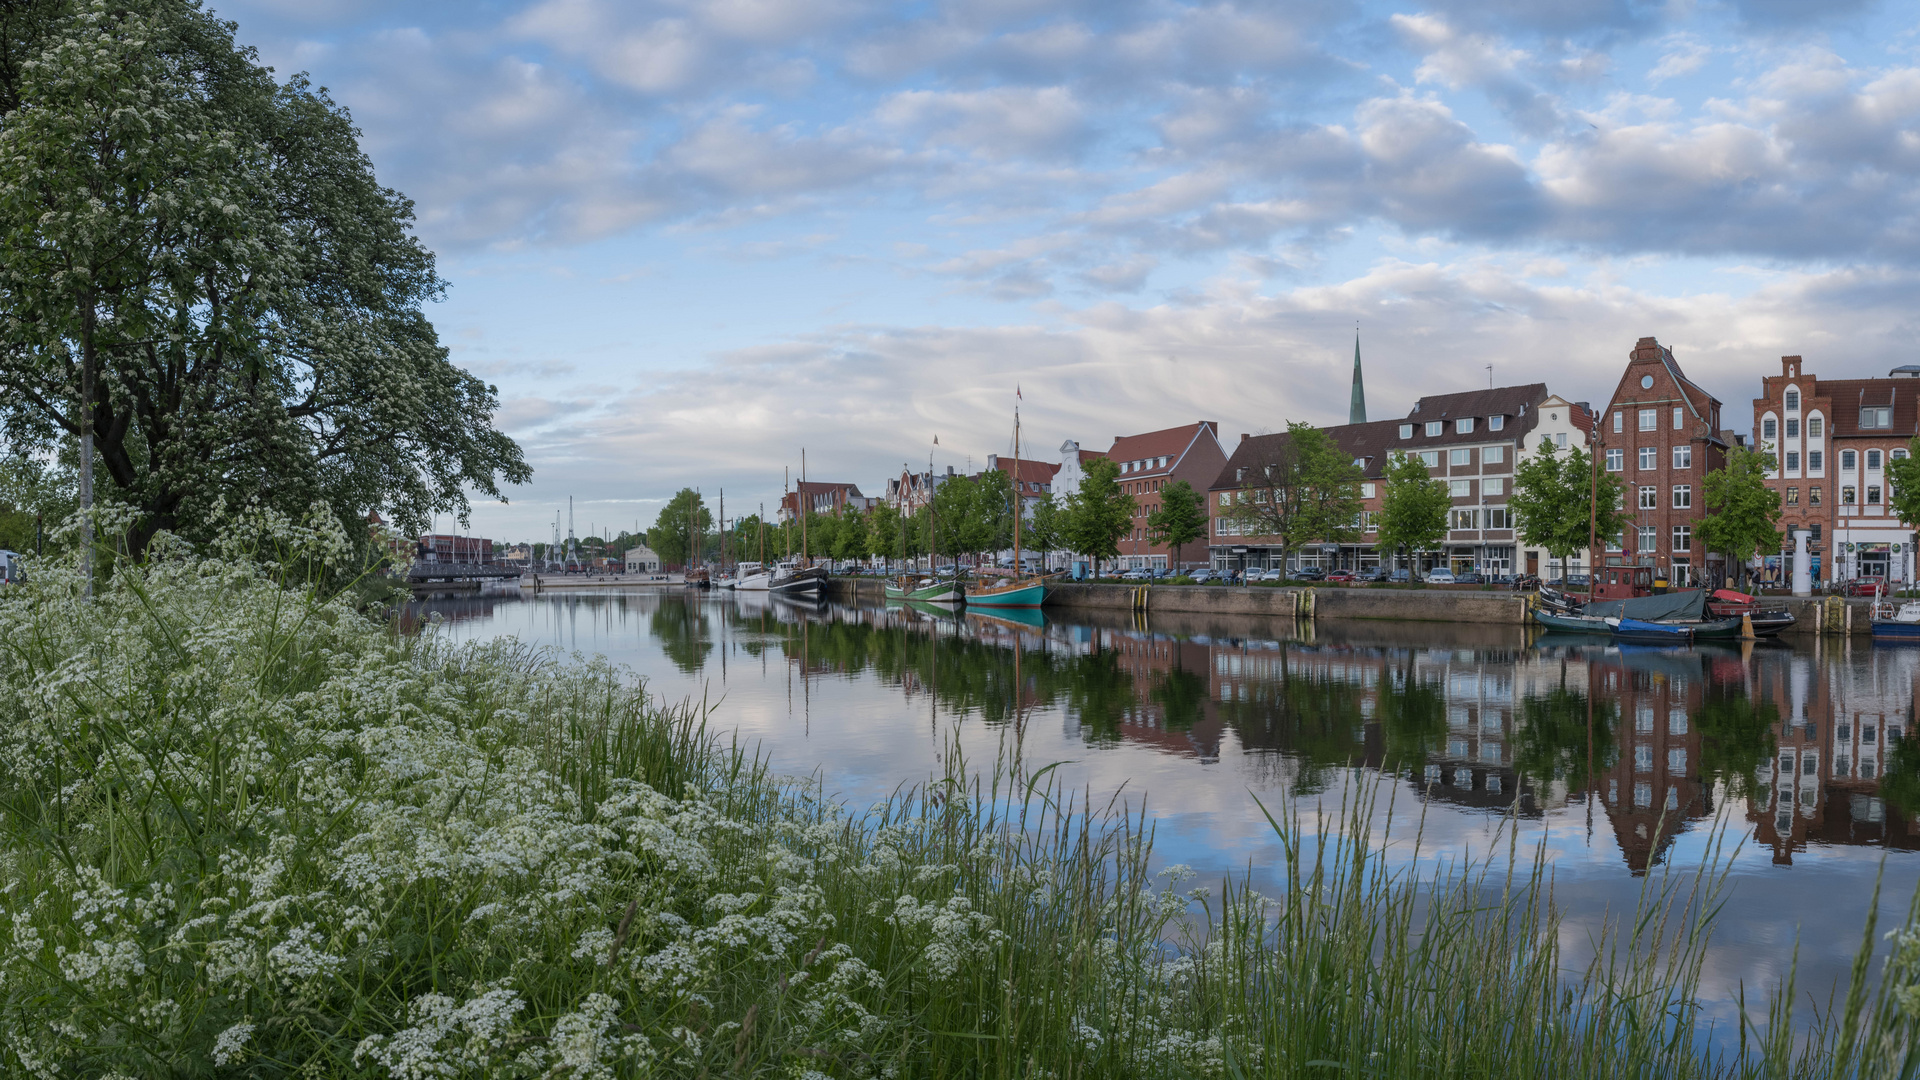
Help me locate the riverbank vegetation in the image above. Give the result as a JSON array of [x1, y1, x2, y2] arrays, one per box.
[[1, 545, 1916, 1076]]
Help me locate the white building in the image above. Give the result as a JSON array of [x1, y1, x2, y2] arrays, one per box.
[[1516, 394, 1599, 583], [623, 545, 662, 573]]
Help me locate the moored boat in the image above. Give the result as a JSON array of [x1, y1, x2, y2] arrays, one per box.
[[1534, 609, 1612, 634], [885, 576, 964, 604], [770, 562, 827, 596], [966, 577, 1049, 609], [1608, 617, 1693, 643], [1871, 600, 1920, 641], [735, 561, 773, 591]]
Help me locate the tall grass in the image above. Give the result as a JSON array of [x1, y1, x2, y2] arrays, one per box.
[[0, 546, 1911, 1077]]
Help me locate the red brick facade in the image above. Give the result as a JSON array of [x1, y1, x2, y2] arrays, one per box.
[[1596, 337, 1729, 588]]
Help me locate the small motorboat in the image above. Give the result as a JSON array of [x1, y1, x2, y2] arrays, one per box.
[[1871, 601, 1920, 641], [1706, 588, 1797, 636], [1608, 617, 1694, 643], [1534, 609, 1611, 634]]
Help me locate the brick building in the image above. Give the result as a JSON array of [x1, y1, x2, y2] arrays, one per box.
[[1596, 337, 1733, 589], [1206, 384, 1550, 576], [780, 481, 871, 521], [1104, 422, 1230, 572], [1752, 356, 1920, 586]]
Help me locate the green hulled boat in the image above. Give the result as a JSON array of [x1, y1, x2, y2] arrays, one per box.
[[885, 577, 964, 604]]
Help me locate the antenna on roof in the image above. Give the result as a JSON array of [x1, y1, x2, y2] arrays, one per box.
[[1486, 364, 1493, 389]]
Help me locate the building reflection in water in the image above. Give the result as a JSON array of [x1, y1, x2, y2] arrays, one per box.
[[420, 592, 1920, 875]]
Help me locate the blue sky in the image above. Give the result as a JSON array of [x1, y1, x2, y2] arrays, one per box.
[[218, 0, 1920, 542]]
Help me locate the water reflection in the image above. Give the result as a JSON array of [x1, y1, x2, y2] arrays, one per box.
[[420, 590, 1920, 879]]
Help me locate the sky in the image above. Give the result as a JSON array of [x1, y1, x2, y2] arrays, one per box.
[[214, 0, 1920, 543]]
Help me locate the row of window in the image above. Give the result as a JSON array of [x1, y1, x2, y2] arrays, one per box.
[[1636, 485, 1692, 509], [1602, 525, 1692, 553], [1398, 416, 1508, 440], [1119, 456, 1168, 474], [1765, 408, 1893, 433], [1761, 416, 1825, 440], [1403, 445, 1508, 468], [1605, 446, 1694, 471], [1214, 507, 1514, 537], [1612, 407, 1687, 433]]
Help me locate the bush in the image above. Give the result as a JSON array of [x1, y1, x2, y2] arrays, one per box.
[[0, 546, 1914, 1077]]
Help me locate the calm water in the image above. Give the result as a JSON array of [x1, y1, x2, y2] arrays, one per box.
[[421, 586, 1920, 1032]]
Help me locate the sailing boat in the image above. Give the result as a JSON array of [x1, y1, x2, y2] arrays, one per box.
[[770, 453, 826, 597], [966, 394, 1050, 609], [887, 443, 964, 604]]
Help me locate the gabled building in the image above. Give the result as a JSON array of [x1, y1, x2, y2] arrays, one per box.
[[885, 466, 959, 513], [1102, 422, 1231, 571], [1597, 336, 1730, 590], [982, 454, 1060, 516], [1753, 356, 1920, 586], [779, 481, 869, 521]]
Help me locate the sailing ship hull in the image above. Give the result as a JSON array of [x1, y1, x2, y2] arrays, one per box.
[[1533, 610, 1611, 634], [966, 580, 1047, 608], [735, 574, 771, 592], [1610, 617, 1693, 643], [885, 582, 964, 603], [770, 567, 827, 596]]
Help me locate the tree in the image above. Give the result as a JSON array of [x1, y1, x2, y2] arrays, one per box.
[[970, 469, 1014, 564], [0, 2, 528, 559], [1885, 436, 1920, 534], [1697, 447, 1781, 588], [867, 505, 902, 571], [647, 489, 710, 568], [833, 506, 869, 564], [1509, 443, 1624, 581], [1225, 422, 1363, 573], [1026, 494, 1061, 567], [1059, 457, 1134, 573], [929, 474, 975, 565], [1373, 452, 1448, 576], [1146, 480, 1205, 570]]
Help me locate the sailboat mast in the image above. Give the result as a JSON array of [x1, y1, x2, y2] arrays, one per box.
[[1012, 402, 1022, 577], [719, 489, 724, 573], [801, 448, 810, 564], [783, 468, 790, 559]]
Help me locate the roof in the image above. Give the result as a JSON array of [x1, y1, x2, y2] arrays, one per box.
[[1208, 419, 1407, 490], [793, 481, 863, 497], [1405, 383, 1550, 425], [1808, 379, 1920, 439], [987, 457, 1060, 483], [1106, 421, 1221, 474]]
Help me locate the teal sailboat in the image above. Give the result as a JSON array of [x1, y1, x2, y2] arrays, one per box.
[[967, 394, 1050, 610]]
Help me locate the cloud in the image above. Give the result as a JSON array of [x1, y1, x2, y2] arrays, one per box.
[[875, 86, 1094, 161]]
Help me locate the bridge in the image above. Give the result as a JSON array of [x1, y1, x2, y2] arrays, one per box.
[[406, 561, 523, 584]]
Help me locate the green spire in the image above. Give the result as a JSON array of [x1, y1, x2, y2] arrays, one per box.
[[1349, 332, 1367, 425]]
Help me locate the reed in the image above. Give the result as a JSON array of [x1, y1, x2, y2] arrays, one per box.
[[0, 546, 1911, 1077]]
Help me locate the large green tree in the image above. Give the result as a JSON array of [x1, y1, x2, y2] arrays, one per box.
[[1697, 447, 1781, 588], [1373, 451, 1449, 576], [928, 473, 975, 564], [1885, 436, 1920, 534], [0, 0, 527, 558], [1225, 422, 1363, 573], [1146, 479, 1205, 570], [647, 489, 710, 568], [1059, 457, 1134, 572], [969, 469, 1015, 563], [1510, 443, 1624, 581], [1026, 493, 1061, 565]]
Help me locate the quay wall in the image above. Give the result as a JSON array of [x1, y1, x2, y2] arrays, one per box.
[[829, 577, 1883, 637]]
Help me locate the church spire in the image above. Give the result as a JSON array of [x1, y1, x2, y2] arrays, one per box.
[[1349, 331, 1367, 425]]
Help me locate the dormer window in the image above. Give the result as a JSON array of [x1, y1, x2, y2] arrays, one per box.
[[1785, 389, 1800, 412], [1399, 424, 1414, 439], [1489, 415, 1504, 431], [1861, 406, 1892, 429], [1455, 417, 1473, 434], [1425, 421, 1444, 437]]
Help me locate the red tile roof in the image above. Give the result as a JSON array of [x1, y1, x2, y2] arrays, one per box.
[[1814, 379, 1920, 439], [1105, 422, 1220, 473]]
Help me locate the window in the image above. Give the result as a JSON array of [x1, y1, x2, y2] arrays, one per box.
[[1869, 449, 1883, 470], [1809, 416, 1823, 437], [1425, 420, 1444, 437], [1455, 417, 1474, 434], [1485, 507, 1511, 528], [1483, 478, 1505, 496], [1672, 445, 1691, 469], [1869, 485, 1882, 505], [1489, 415, 1505, 431], [1220, 492, 1233, 506], [1399, 423, 1414, 439], [1449, 448, 1472, 466], [1539, 436, 1555, 452], [1786, 418, 1799, 438], [1365, 513, 1378, 532], [1842, 486, 1857, 505], [1638, 525, 1657, 550], [1483, 445, 1505, 464], [1639, 409, 1657, 431], [1673, 525, 1692, 551], [1673, 407, 1684, 429], [1809, 450, 1823, 471], [1555, 432, 1568, 448], [1606, 448, 1624, 471], [1450, 479, 1473, 497], [1607, 531, 1624, 551], [1639, 446, 1657, 469], [1843, 449, 1857, 470], [1786, 487, 1799, 505], [1673, 485, 1692, 508], [1763, 418, 1778, 440], [1419, 450, 1440, 467], [1613, 411, 1624, 433], [1785, 389, 1800, 411], [1786, 451, 1800, 471], [1862, 406, 1892, 428], [1897, 449, 1911, 460], [1451, 509, 1478, 529], [1639, 486, 1658, 509], [1361, 483, 1376, 498], [1810, 486, 1823, 506]]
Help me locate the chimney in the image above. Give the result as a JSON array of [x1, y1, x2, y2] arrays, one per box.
[[986, 454, 998, 470]]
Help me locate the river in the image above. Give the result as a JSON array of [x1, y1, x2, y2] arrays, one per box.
[[418, 586, 1920, 1037]]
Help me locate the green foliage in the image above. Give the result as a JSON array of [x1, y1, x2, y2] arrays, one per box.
[[1693, 688, 1779, 802], [1025, 493, 1061, 556], [1698, 447, 1782, 584], [1510, 443, 1623, 573], [1886, 437, 1920, 530], [1146, 479, 1205, 566], [1060, 457, 1134, 564], [1512, 686, 1620, 785], [928, 473, 975, 559], [0, 0, 529, 558], [1375, 451, 1450, 570], [970, 468, 1015, 559], [832, 506, 870, 563], [1225, 422, 1363, 568], [646, 488, 710, 567]]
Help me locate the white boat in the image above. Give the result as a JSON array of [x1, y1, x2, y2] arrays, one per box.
[[734, 561, 773, 592]]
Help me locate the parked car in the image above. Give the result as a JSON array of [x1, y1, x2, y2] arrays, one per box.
[[1564, 573, 1590, 587], [1120, 568, 1150, 581], [1188, 569, 1215, 584], [1425, 569, 1457, 584], [1454, 571, 1484, 585], [1291, 567, 1327, 581], [1389, 569, 1412, 583], [1359, 568, 1389, 582], [1845, 576, 1889, 597], [1326, 570, 1357, 583]]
